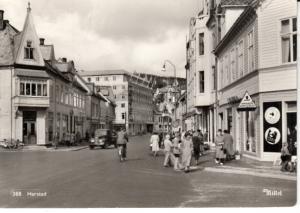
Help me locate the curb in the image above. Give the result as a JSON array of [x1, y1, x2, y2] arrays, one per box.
[[0, 146, 89, 152], [204, 166, 297, 181]]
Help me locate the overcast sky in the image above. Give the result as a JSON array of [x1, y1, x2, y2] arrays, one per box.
[[0, 0, 200, 77]]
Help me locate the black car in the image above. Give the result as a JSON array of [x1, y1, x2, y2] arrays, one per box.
[[89, 129, 117, 149]]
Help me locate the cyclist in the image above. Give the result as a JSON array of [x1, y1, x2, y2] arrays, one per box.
[[117, 127, 129, 162]]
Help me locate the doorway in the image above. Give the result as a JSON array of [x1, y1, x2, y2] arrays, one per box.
[[23, 111, 37, 145]]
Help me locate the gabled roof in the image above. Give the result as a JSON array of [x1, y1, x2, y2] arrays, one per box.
[[14, 5, 45, 67], [0, 23, 19, 65], [214, 6, 256, 55]]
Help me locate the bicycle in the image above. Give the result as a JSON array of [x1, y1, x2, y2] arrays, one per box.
[[0, 139, 24, 150], [117, 144, 126, 162]]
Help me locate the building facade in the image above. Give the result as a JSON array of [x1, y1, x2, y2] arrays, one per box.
[[185, 1, 217, 144], [81, 70, 153, 135], [0, 6, 114, 145], [213, 0, 297, 161]]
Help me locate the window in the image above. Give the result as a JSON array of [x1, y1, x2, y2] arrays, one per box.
[[230, 48, 236, 81], [26, 83, 30, 95], [219, 59, 223, 88], [32, 84, 36, 96], [121, 103, 125, 108], [122, 85, 126, 89], [199, 71, 204, 93], [199, 33, 204, 55], [20, 83, 25, 95], [122, 113, 125, 120], [37, 84, 42, 96], [224, 55, 229, 85], [122, 95, 125, 99], [43, 84, 47, 96], [113, 85, 116, 90], [238, 40, 244, 77], [247, 30, 254, 72], [113, 76, 116, 81], [24, 40, 34, 59], [104, 77, 109, 81], [87, 77, 91, 82], [96, 77, 100, 81], [281, 17, 297, 63]]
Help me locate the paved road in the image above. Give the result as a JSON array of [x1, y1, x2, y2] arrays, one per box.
[[0, 134, 296, 207]]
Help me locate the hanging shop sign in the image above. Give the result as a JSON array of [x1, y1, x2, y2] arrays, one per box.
[[263, 102, 282, 152], [237, 91, 256, 111]]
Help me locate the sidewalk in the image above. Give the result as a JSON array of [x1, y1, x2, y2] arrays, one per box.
[[199, 151, 297, 181], [0, 144, 89, 152]]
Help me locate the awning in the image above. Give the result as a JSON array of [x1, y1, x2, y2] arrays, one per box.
[[15, 69, 49, 78]]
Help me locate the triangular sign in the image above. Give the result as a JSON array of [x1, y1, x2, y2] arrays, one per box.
[[237, 91, 256, 111]]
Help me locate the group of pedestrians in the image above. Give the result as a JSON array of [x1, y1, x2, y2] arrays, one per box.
[[215, 129, 234, 165], [150, 130, 207, 173]]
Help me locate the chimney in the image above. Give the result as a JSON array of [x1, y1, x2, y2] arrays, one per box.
[[0, 10, 4, 30], [62, 57, 67, 63], [39, 38, 45, 45]]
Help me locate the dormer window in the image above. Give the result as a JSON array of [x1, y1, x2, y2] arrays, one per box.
[[24, 40, 34, 59]]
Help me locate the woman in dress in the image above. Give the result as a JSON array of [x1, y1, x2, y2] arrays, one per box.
[[172, 132, 182, 171], [215, 129, 226, 165], [150, 132, 160, 157], [181, 132, 194, 173]]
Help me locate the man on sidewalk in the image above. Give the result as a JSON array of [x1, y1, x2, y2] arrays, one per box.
[[163, 134, 174, 167]]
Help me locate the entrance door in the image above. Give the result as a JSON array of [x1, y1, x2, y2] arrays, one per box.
[[23, 111, 37, 145]]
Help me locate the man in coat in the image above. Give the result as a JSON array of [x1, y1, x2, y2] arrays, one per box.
[[223, 130, 234, 160], [117, 128, 129, 161]]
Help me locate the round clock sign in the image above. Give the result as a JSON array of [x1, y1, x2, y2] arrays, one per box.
[[264, 107, 280, 124]]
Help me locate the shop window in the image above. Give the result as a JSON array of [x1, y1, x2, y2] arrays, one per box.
[[245, 111, 256, 153], [48, 112, 54, 141], [287, 102, 297, 156]]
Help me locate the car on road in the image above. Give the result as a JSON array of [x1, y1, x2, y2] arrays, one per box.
[[89, 129, 117, 149]]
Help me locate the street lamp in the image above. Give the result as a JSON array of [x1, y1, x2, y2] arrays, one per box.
[[161, 60, 178, 87]]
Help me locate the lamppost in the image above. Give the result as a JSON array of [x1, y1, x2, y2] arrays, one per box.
[[161, 60, 179, 133], [161, 60, 178, 87]]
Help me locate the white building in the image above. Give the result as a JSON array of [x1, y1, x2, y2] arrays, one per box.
[[81, 70, 154, 135], [214, 0, 297, 161], [185, 0, 217, 144]]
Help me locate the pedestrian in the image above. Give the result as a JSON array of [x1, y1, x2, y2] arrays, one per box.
[[280, 142, 292, 172], [198, 130, 204, 156], [215, 129, 226, 165], [192, 131, 201, 165], [150, 131, 160, 157], [223, 130, 234, 160], [117, 127, 129, 161], [181, 132, 194, 173], [163, 134, 174, 167], [159, 132, 163, 148], [172, 132, 182, 171]]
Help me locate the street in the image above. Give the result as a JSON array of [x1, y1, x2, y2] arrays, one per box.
[[0, 134, 296, 207]]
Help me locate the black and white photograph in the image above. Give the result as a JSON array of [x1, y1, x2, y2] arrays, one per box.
[[0, 0, 298, 209]]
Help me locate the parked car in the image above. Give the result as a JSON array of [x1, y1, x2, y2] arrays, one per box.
[[89, 129, 117, 149]]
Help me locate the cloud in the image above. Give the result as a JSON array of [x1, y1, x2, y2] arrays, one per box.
[[0, 0, 199, 77]]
